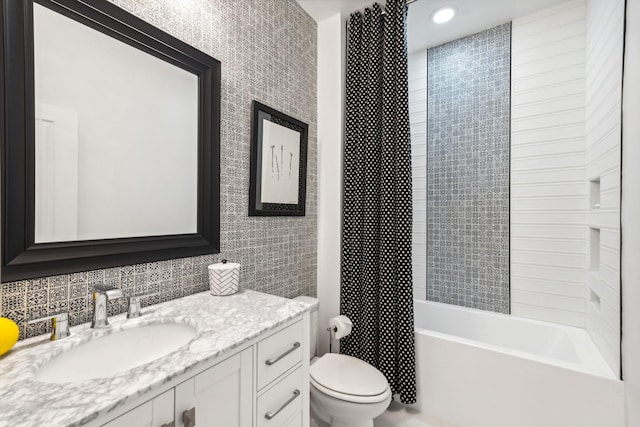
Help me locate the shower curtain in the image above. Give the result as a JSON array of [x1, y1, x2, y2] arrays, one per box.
[[340, 0, 416, 404]]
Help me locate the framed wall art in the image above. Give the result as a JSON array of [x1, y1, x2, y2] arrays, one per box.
[[248, 101, 308, 216]]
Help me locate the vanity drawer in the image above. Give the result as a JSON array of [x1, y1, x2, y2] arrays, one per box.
[[257, 366, 304, 427], [257, 320, 303, 390]]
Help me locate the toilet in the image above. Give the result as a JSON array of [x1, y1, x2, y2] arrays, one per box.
[[294, 296, 392, 427]]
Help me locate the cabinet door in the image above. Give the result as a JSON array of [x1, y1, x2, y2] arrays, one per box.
[[101, 389, 174, 427], [175, 347, 253, 427]]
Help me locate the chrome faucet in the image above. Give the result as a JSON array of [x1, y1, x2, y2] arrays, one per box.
[[91, 286, 124, 328], [126, 291, 156, 318]]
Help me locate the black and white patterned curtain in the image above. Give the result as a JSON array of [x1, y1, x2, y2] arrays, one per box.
[[340, 0, 416, 404]]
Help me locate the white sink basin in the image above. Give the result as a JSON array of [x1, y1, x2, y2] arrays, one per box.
[[35, 323, 197, 383]]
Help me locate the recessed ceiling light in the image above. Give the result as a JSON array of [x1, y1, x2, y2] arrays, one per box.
[[432, 6, 456, 24]]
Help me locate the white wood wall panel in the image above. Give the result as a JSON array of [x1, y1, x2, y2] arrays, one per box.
[[408, 50, 427, 300], [510, 0, 587, 327], [621, 0, 640, 418], [584, 0, 624, 377]]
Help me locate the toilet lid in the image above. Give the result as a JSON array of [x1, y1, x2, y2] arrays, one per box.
[[310, 353, 389, 398]]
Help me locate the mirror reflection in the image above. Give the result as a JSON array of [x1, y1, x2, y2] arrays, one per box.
[[33, 3, 199, 243]]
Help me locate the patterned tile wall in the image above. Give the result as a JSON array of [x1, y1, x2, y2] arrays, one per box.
[[426, 24, 510, 313], [0, 0, 317, 339]]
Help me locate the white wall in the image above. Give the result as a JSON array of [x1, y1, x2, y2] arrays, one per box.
[[584, 0, 625, 378], [316, 12, 346, 356], [408, 50, 427, 301], [510, 0, 588, 327], [622, 0, 640, 423]]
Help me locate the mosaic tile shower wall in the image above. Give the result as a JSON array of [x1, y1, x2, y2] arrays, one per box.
[[0, 0, 317, 339], [426, 24, 510, 313]]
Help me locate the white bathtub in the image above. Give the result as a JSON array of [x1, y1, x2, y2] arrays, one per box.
[[412, 299, 624, 427]]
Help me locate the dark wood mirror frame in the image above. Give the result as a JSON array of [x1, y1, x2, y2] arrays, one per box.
[[1, 0, 221, 282]]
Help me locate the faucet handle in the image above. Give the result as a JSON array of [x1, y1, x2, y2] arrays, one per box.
[[106, 289, 124, 300], [28, 312, 71, 340], [127, 292, 154, 319], [93, 285, 123, 300]]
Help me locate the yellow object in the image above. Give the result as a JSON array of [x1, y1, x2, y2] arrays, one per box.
[[0, 318, 19, 356]]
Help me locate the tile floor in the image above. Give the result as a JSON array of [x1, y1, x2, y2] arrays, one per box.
[[374, 401, 458, 427], [311, 401, 458, 427]]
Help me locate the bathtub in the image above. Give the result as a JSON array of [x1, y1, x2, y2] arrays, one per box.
[[412, 299, 624, 427]]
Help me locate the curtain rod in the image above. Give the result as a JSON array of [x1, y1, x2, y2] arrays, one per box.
[[346, 0, 416, 29]]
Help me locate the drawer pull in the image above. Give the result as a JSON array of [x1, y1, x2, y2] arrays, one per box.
[[182, 407, 196, 427], [264, 389, 301, 420], [265, 342, 300, 366]]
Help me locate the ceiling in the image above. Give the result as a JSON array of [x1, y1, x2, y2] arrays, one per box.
[[296, 0, 374, 22], [296, 0, 569, 53]]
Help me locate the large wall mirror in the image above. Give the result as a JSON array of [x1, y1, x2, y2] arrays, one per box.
[[1, 0, 221, 281]]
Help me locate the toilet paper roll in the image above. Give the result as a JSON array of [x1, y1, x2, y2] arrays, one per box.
[[329, 315, 353, 340]]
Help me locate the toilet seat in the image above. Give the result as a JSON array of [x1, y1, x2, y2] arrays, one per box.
[[310, 353, 391, 404]]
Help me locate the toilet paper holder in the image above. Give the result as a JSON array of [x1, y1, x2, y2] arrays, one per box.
[[326, 326, 346, 353], [326, 315, 353, 352], [326, 326, 335, 353]]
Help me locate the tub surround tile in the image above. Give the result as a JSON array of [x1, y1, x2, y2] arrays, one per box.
[[0, 289, 309, 427], [408, 50, 428, 301], [426, 24, 511, 314], [584, 0, 622, 376], [509, 1, 588, 329]]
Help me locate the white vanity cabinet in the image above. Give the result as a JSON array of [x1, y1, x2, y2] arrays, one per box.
[[99, 315, 308, 427], [0, 290, 310, 427], [102, 348, 252, 427]]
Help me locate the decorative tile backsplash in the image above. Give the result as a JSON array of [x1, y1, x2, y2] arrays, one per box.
[[0, 0, 317, 339], [426, 24, 511, 313], [2, 257, 215, 339]]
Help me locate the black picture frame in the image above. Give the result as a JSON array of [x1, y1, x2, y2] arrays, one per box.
[[249, 101, 308, 216], [1, 0, 221, 281]]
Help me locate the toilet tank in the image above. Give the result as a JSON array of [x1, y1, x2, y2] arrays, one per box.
[[293, 295, 318, 359]]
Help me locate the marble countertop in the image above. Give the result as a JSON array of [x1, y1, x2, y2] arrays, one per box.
[[0, 289, 309, 427]]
